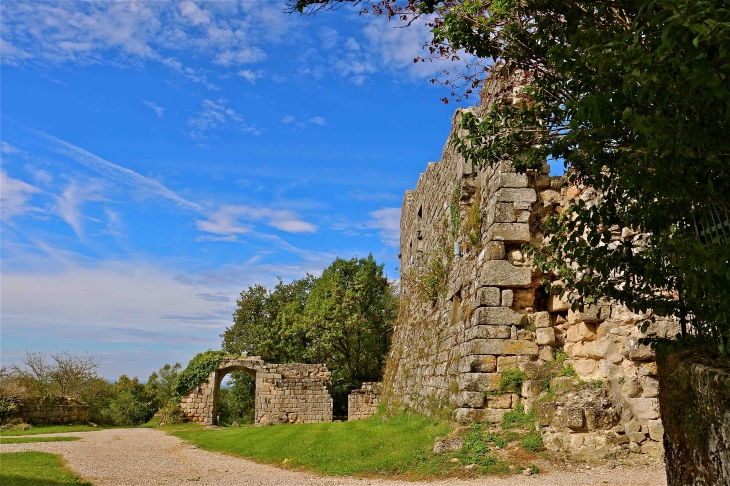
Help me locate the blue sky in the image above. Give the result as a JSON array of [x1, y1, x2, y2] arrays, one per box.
[[1, 1, 476, 379]]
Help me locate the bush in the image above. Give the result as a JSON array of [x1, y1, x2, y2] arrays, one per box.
[[172, 351, 228, 400]]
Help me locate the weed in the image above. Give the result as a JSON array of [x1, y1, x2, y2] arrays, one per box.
[[498, 369, 527, 394], [501, 404, 537, 430], [557, 364, 578, 378], [520, 432, 543, 452]]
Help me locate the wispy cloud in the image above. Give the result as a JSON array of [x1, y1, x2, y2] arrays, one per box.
[[2, 141, 22, 154], [187, 98, 245, 138], [196, 204, 317, 235], [309, 116, 326, 126], [237, 69, 262, 83], [35, 129, 203, 212], [365, 207, 401, 247], [0, 170, 41, 221], [141, 100, 164, 117], [282, 115, 295, 124]]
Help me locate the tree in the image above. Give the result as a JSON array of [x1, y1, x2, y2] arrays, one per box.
[[302, 255, 398, 409], [147, 363, 182, 405], [221, 255, 398, 414], [291, 0, 730, 354], [5, 351, 100, 399]]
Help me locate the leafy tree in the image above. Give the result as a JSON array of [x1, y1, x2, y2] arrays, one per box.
[[103, 375, 159, 426], [302, 255, 398, 411], [221, 255, 398, 414], [3, 351, 100, 400], [292, 0, 730, 354], [147, 363, 182, 405]]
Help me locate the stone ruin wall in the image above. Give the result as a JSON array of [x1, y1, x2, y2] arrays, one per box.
[[180, 357, 333, 426], [348, 382, 382, 421], [4, 396, 89, 425], [384, 67, 677, 461]]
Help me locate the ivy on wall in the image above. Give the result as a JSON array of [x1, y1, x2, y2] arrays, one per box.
[[172, 350, 229, 400]]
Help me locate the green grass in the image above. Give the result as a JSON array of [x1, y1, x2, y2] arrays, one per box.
[[165, 412, 455, 477], [0, 437, 81, 444], [0, 425, 105, 437], [0, 451, 92, 485]]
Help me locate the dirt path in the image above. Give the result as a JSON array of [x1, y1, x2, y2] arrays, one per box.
[[0, 428, 666, 486]]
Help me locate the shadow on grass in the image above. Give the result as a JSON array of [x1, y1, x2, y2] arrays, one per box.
[[0, 475, 92, 486]]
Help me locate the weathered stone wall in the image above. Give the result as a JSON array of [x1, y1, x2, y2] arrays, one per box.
[[386, 65, 669, 461], [348, 382, 382, 421], [4, 396, 89, 425], [657, 349, 730, 485], [180, 357, 332, 426]]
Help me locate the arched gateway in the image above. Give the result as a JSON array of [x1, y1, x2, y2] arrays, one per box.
[[179, 357, 333, 425]]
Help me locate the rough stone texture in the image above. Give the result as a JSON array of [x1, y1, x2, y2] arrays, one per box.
[[383, 65, 669, 463], [179, 357, 332, 426], [657, 349, 730, 486], [3, 396, 88, 425], [348, 382, 382, 421]]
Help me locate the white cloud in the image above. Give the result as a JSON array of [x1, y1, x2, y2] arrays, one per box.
[[2, 141, 21, 154], [1, 1, 294, 81], [282, 115, 295, 124], [55, 182, 87, 238], [141, 99, 164, 117], [197, 204, 317, 235], [237, 69, 262, 83], [363, 16, 459, 79], [309, 116, 326, 126], [319, 27, 339, 49], [366, 207, 401, 246], [345, 38, 360, 51], [187, 98, 244, 138], [36, 129, 202, 212], [0, 170, 41, 221]]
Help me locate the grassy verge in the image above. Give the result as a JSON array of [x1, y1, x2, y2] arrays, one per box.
[[0, 436, 81, 444], [0, 451, 92, 485], [163, 412, 543, 479], [0, 425, 106, 436]]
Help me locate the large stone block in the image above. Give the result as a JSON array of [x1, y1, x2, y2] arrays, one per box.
[[473, 307, 526, 326], [480, 260, 532, 287], [464, 339, 538, 356], [487, 394, 513, 409], [499, 173, 529, 188], [536, 327, 556, 346], [465, 325, 512, 340], [495, 188, 537, 203], [547, 294, 571, 312], [629, 398, 659, 420], [458, 373, 501, 392], [458, 355, 497, 373], [533, 311, 551, 328], [455, 391, 486, 408], [486, 223, 530, 243], [476, 287, 501, 307]]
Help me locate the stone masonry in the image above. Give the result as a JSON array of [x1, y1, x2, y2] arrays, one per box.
[[179, 357, 333, 426], [348, 382, 382, 421], [385, 65, 674, 461], [4, 396, 89, 425]]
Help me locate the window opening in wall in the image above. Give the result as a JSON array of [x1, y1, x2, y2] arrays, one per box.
[[417, 205, 423, 219]]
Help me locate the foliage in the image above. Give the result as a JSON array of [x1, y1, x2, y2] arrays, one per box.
[[498, 369, 526, 394], [419, 251, 449, 302], [0, 451, 92, 485], [501, 404, 537, 430], [520, 432, 543, 452], [0, 398, 18, 423], [172, 350, 228, 401], [222, 255, 397, 416], [217, 371, 255, 425], [292, 0, 730, 355], [1, 351, 100, 401], [155, 401, 185, 427], [147, 363, 182, 406], [101, 376, 159, 426], [465, 184, 483, 251]]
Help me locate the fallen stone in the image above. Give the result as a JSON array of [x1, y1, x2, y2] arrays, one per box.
[[434, 438, 464, 455]]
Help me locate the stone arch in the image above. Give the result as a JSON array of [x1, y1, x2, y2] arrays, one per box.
[[179, 357, 333, 426]]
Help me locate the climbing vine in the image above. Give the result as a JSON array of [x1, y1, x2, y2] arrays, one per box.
[[172, 350, 229, 400]]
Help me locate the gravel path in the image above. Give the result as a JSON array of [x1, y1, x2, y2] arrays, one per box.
[[0, 428, 667, 486]]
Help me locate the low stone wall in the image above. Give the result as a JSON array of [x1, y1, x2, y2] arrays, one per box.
[[180, 357, 333, 426], [3, 396, 89, 425], [348, 382, 382, 421], [657, 349, 730, 486]]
